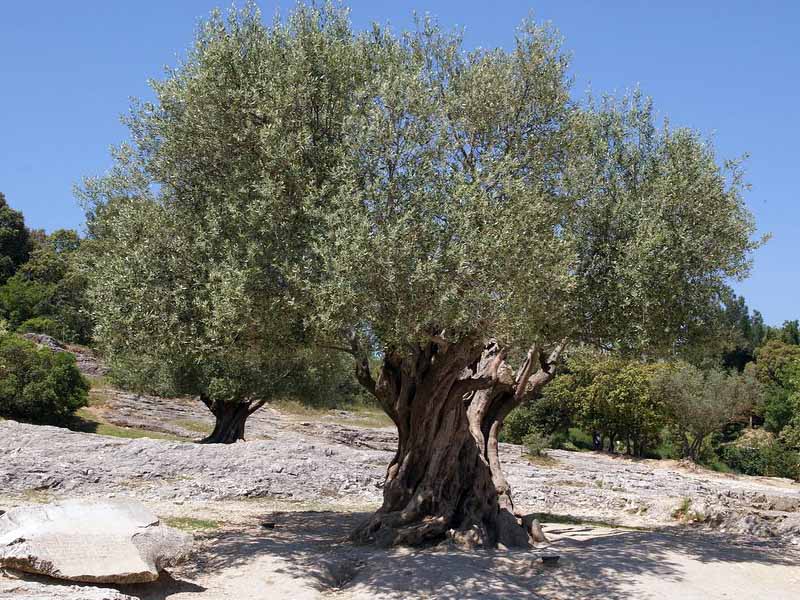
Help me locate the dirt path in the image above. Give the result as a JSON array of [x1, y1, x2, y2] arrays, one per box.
[[4, 503, 799, 599]]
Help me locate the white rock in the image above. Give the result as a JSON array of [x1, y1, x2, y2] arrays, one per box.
[[0, 578, 135, 599], [0, 499, 191, 583]]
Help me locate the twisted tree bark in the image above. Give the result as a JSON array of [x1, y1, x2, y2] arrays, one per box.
[[351, 337, 564, 548], [199, 395, 267, 444]]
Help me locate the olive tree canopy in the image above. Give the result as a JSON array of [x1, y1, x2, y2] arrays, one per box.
[[80, 3, 366, 442]]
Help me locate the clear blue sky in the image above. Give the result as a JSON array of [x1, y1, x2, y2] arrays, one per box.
[[1, 1, 797, 324]]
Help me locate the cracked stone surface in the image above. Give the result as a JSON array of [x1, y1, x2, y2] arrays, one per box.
[[1, 415, 798, 544], [0, 499, 191, 584]]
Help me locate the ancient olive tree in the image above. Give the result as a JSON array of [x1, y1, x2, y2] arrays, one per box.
[[301, 24, 759, 546], [80, 4, 365, 443]]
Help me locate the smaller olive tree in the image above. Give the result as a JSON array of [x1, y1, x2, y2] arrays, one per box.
[[652, 363, 761, 461], [79, 4, 367, 443]]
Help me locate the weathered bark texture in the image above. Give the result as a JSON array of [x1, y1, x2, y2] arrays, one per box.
[[350, 337, 564, 548], [199, 396, 266, 444]]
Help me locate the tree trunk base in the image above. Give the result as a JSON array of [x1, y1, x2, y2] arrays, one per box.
[[351, 504, 534, 549], [351, 339, 562, 549], [199, 401, 250, 444]]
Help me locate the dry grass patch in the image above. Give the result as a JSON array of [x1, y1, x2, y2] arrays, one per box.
[[163, 516, 222, 532], [274, 399, 392, 429]]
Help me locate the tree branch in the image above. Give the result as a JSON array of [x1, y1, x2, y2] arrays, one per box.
[[317, 343, 357, 357], [451, 375, 498, 399], [348, 331, 377, 397], [514, 345, 538, 401]]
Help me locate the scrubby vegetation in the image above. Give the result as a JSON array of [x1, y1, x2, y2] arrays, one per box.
[[503, 311, 800, 480], [0, 196, 91, 344]]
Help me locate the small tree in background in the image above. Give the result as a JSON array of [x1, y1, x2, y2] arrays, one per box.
[[652, 363, 761, 462], [0, 229, 91, 343], [569, 357, 669, 456], [79, 4, 366, 443]]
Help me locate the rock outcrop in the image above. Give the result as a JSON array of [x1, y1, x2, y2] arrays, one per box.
[[0, 499, 191, 583]]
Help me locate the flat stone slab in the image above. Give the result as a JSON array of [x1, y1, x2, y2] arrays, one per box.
[[0, 578, 135, 599], [0, 499, 191, 583]]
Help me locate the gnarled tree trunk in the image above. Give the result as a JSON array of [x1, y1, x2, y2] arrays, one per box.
[[199, 396, 266, 444], [350, 338, 564, 548]]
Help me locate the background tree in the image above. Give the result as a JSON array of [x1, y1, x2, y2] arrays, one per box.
[[80, 3, 366, 443], [0, 192, 31, 285], [651, 363, 761, 461], [502, 372, 577, 445], [570, 357, 668, 457], [752, 341, 800, 439], [0, 228, 91, 343]]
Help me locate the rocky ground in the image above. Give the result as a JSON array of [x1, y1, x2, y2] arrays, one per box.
[[1, 343, 799, 598]]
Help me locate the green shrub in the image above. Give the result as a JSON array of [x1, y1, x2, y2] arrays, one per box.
[[17, 317, 62, 338], [502, 385, 577, 445], [522, 431, 549, 457], [0, 334, 89, 424], [547, 431, 570, 450], [502, 404, 539, 444], [720, 442, 799, 480]]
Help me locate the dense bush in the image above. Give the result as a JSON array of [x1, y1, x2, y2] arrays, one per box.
[[17, 316, 63, 338], [521, 431, 549, 457], [720, 441, 799, 480], [0, 334, 89, 424], [503, 373, 578, 444], [502, 405, 540, 444]]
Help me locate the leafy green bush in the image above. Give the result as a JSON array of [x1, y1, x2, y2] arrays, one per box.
[[522, 431, 549, 457], [0, 334, 89, 424], [502, 376, 578, 445], [502, 404, 539, 444], [17, 317, 62, 338], [720, 442, 799, 480]]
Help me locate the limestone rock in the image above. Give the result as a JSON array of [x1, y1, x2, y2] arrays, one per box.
[[21, 333, 65, 353], [0, 499, 191, 583], [0, 578, 135, 599]]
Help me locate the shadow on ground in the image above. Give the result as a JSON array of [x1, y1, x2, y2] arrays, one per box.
[[0, 570, 206, 600], [4, 510, 798, 599], [180, 510, 800, 599]]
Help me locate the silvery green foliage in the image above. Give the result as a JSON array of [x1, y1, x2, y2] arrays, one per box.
[[307, 19, 758, 357], [307, 16, 576, 351], [80, 2, 759, 399], [79, 3, 365, 403], [566, 93, 759, 354]]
